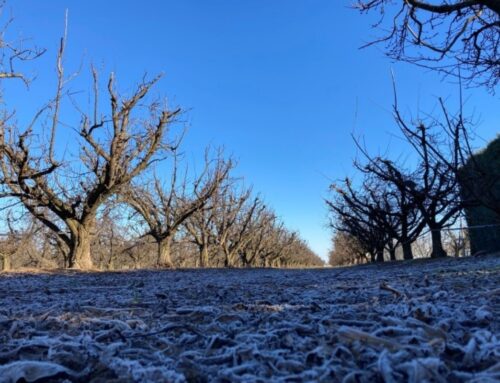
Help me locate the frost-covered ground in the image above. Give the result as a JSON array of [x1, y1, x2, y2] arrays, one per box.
[[0, 255, 499, 383]]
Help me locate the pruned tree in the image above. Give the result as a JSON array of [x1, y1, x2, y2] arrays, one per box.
[[358, 138, 463, 259], [0, 210, 60, 270], [350, 79, 476, 259], [327, 179, 393, 262], [237, 208, 277, 267], [355, 158, 427, 260], [212, 187, 267, 267], [91, 206, 132, 270], [123, 152, 232, 268], [0, 30, 180, 269], [394, 101, 468, 257], [184, 198, 218, 267], [236, 209, 302, 268], [0, 4, 324, 271], [280, 237, 324, 268], [183, 184, 322, 268], [262, 225, 299, 267], [355, 0, 500, 89], [328, 232, 368, 266], [443, 227, 469, 257]]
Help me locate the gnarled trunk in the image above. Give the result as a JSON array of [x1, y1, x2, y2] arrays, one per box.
[[402, 241, 413, 260], [157, 236, 174, 268], [223, 246, 233, 268], [376, 247, 384, 263], [69, 225, 94, 269], [1, 254, 11, 271], [430, 227, 447, 258], [388, 247, 396, 261], [199, 243, 209, 268]]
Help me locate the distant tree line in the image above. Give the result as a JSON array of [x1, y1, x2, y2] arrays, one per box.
[[0, 180, 324, 270]]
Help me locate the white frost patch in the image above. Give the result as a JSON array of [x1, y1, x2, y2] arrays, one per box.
[[0, 361, 74, 383]]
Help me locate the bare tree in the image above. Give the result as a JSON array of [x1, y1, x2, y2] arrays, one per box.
[[361, 173, 424, 260], [328, 232, 368, 266], [212, 187, 266, 267], [359, 144, 462, 259], [0, 211, 60, 270], [91, 206, 131, 270], [123, 152, 232, 268], [394, 102, 468, 257], [354, 158, 426, 260], [184, 187, 323, 268], [239, 210, 280, 267], [327, 179, 392, 262], [0, 32, 180, 269], [262, 227, 299, 267], [349, 80, 475, 259], [279, 237, 324, 268], [355, 0, 500, 88], [184, 198, 218, 267], [235, 208, 276, 267], [0, 5, 324, 271]]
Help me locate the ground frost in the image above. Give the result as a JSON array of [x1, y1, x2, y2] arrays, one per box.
[[0, 255, 498, 382]]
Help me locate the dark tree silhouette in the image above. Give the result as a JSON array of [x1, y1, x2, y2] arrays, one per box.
[[327, 179, 393, 262], [356, 0, 500, 89], [358, 91, 469, 258]]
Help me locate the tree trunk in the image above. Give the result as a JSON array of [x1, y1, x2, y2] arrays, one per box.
[[54, 236, 70, 268], [430, 228, 447, 258], [199, 243, 209, 268], [376, 247, 384, 262], [1, 254, 11, 271], [402, 241, 413, 260], [69, 225, 94, 269], [388, 247, 396, 261], [157, 236, 174, 268], [223, 246, 233, 267], [240, 251, 252, 267]]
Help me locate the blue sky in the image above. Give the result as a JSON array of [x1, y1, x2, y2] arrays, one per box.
[[6, 1, 499, 259]]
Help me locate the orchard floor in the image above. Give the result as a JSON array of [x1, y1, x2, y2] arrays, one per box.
[[0, 255, 499, 382]]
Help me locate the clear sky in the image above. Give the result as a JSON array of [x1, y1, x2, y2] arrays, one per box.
[[6, 1, 499, 260]]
